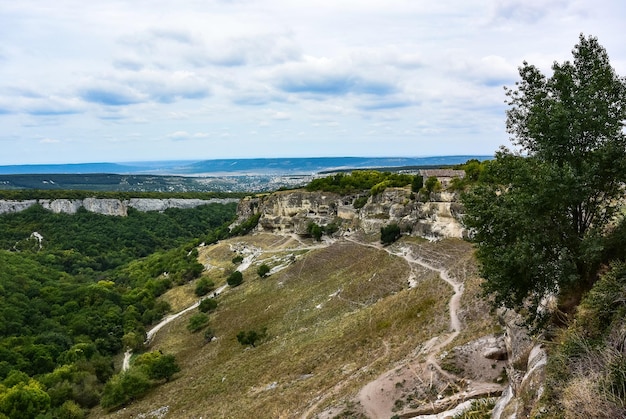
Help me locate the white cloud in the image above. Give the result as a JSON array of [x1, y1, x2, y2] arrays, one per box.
[[0, 0, 624, 164], [167, 131, 212, 141], [270, 111, 291, 120]]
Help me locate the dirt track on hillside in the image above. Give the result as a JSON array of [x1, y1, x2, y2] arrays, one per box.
[[306, 237, 503, 419]]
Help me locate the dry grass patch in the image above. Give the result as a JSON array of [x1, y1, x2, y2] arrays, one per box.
[[159, 281, 198, 313], [93, 238, 483, 419]]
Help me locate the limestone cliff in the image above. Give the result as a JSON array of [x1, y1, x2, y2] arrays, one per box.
[[236, 187, 466, 239], [491, 310, 547, 419], [0, 198, 239, 216]]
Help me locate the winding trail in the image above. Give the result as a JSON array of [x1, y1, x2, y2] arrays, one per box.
[[121, 233, 496, 418], [122, 284, 228, 372], [338, 239, 503, 419], [294, 237, 468, 418], [123, 236, 326, 372], [339, 239, 465, 418]]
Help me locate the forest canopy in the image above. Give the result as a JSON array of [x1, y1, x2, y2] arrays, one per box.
[[0, 201, 238, 417]]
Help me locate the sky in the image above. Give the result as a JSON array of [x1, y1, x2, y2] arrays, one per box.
[[1, 0, 625, 165]]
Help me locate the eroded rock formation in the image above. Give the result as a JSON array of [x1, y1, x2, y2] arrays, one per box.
[[236, 187, 466, 240]]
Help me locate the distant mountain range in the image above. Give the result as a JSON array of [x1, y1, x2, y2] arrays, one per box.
[[0, 156, 492, 175]]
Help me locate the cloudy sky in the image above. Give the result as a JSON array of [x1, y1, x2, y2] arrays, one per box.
[[1, 1, 624, 165]]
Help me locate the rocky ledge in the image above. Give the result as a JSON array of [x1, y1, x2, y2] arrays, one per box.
[[0, 198, 240, 216], [236, 187, 466, 240]]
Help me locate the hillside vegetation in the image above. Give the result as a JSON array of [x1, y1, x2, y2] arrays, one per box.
[[0, 202, 238, 418], [89, 233, 499, 418], [0, 175, 505, 418]]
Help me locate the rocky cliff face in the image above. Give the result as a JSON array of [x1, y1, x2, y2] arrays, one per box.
[[236, 187, 466, 239], [492, 310, 547, 419], [0, 198, 239, 216]]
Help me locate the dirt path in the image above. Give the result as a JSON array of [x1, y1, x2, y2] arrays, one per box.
[[300, 341, 390, 419], [343, 238, 463, 333], [123, 236, 333, 372], [357, 243, 465, 417], [122, 284, 229, 371], [335, 238, 485, 418]]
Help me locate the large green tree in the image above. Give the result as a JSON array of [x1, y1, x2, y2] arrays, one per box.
[[134, 351, 180, 382], [463, 35, 626, 324], [0, 379, 51, 419]]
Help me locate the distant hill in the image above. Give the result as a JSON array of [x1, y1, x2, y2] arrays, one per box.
[[0, 156, 491, 176], [0, 156, 492, 192]]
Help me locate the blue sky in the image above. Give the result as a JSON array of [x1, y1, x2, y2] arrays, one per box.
[[1, 0, 624, 164]]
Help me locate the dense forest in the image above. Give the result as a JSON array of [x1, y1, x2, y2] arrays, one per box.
[[0, 200, 239, 418]]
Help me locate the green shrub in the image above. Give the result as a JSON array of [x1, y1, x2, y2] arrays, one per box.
[[307, 222, 323, 241], [257, 264, 271, 278], [227, 271, 243, 287], [194, 278, 215, 297], [230, 214, 261, 236], [236, 328, 267, 348], [411, 175, 424, 192], [380, 224, 401, 245], [187, 313, 209, 333], [100, 370, 151, 409], [353, 196, 368, 209], [324, 222, 340, 236], [306, 170, 412, 194], [134, 351, 180, 382], [370, 180, 392, 195], [0, 379, 51, 419], [424, 176, 442, 193], [55, 400, 85, 419], [198, 298, 218, 313]]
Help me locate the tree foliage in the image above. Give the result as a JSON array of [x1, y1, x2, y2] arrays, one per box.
[[227, 270, 244, 287], [194, 278, 215, 297], [306, 221, 340, 241], [187, 313, 210, 333], [229, 213, 261, 237], [257, 264, 271, 278], [236, 328, 267, 348], [198, 298, 218, 313], [463, 35, 626, 325], [0, 379, 51, 419], [411, 175, 424, 193], [306, 170, 413, 194], [100, 369, 151, 410], [0, 199, 239, 415], [307, 222, 323, 241], [422, 176, 442, 194], [134, 351, 180, 382], [380, 223, 401, 245]]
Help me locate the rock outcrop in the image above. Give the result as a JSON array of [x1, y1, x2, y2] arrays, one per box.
[[0, 198, 239, 216], [492, 310, 547, 419], [236, 187, 466, 240], [0, 200, 38, 214]]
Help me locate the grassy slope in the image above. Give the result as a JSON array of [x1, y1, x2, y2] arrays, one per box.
[[91, 234, 495, 418]]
